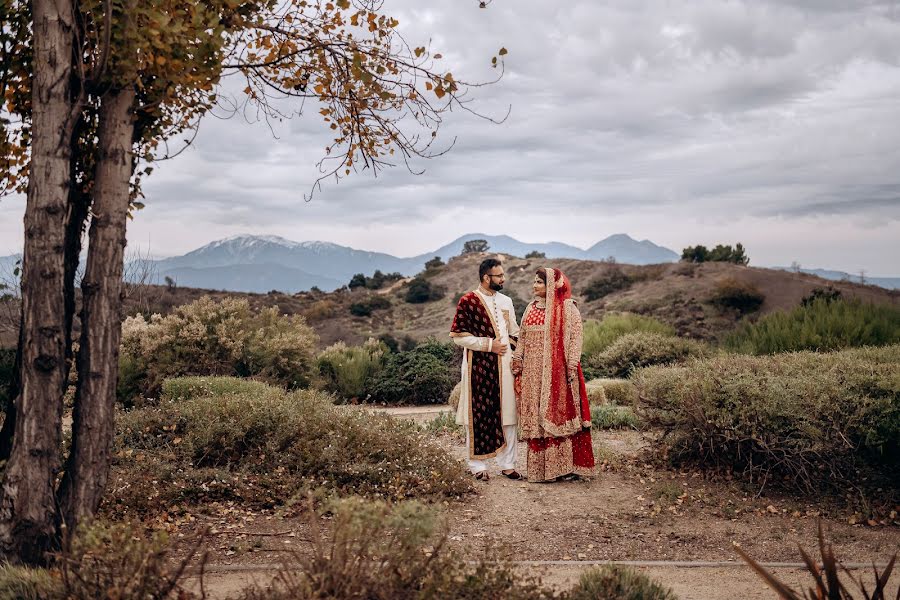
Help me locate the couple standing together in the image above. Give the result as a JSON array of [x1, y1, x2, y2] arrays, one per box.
[[450, 258, 595, 482]]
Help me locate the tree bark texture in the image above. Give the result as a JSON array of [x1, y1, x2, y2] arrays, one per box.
[[58, 87, 135, 530], [0, 0, 76, 563]]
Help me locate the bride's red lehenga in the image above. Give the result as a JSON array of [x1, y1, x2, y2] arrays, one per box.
[[514, 268, 595, 482]]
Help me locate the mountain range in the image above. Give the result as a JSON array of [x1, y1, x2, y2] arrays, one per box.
[[141, 233, 679, 293], [3, 235, 897, 294]]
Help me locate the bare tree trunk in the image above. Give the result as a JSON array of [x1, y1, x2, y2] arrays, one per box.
[[0, 0, 76, 563], [58, 88, 135, 529]]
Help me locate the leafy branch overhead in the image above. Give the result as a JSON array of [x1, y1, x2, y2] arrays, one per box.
[[0, 0, 510, 202]]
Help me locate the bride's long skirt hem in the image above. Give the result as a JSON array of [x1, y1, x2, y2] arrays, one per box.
[[526, 429, 595, 482]]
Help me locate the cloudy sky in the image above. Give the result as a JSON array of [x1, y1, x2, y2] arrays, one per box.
[[2, 0, 900, 274]]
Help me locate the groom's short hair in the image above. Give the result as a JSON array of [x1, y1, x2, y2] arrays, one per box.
[[479, 258, 502, 281]]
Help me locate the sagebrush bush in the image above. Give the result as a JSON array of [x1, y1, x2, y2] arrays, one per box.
[[582, 313, 675, 363], [586, 333, 710, 378], [0, 522, 198, 600], [709, 276, 764, 314], [587, 378, 638, 406], [316, 338, 387, 401], [0, 564, 59, 600], [569, 566, 677, 600], [368, 340, 458, 405], [590, 405, 640, 430], [585, 383, 608, 405], [56, 521, 196, 599], [726, 298, 900, 354], [236, 498, 557, 600], [118, 297, 318, 402], [582, 268, 633, 301], [109, 384, 471, 516], [161, 375, 277, 401], [349, 295, 391, 317], [405, 276, 445, 303], [635, 346, 900, 500]]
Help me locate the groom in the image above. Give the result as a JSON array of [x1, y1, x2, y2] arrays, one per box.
[[450, 258, 521, 480]]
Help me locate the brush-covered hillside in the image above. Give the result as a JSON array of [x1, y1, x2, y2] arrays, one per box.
[[105, 253, 899, 348]]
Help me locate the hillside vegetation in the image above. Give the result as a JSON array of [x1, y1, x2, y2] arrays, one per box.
[[128, 253, 900, 347]]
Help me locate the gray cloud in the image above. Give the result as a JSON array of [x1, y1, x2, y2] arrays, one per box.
[[2, 0, 899, 274]]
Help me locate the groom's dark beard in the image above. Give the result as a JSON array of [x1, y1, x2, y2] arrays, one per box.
[[489, 281, 503, 291]]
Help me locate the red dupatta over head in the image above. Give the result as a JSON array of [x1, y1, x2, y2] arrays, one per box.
[[537, 268, 588, 437]]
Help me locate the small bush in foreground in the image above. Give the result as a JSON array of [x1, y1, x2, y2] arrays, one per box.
[[110, 385, 471, 516], [635, 346, 900, 504], [590, 405, 640, 430], [736, 521, 897, 600], [0, 522, 200, 600], [161, 375, 277, 401], [316, 339, 387, 402], [368, 340, 458, 405], [568, 565, 677, 600], [0, 564, 59, 600], [56, 521, 198, 600], [587, 333, 710, 378], [236, 498, 558, 600], [582, 312, 675, 359], [726, 298, 900, 354]]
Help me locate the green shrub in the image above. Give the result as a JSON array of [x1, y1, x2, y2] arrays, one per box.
[[583, 268, 633, 301], [368, 340, 458, 405], [590, 405, 640, 430], [425, 411, 463, 439], [349, 301, 373, 316], [587, 378, 638, 406], [349, 295, 391, 317], [726, 298, 900, 354], [56, 521, 196, 600], [236, 498, 556, 600], [635, 346, 900, 500], [0, 564, 60, 600], [585, 383, 608, 405], [709, 277, 764, 313], [118, 297, 318, 402], [587, 333, 710, 378], [582, 313, 676, 359], [681, 243, 749, 265], [801, 286, 842, 307], [316, 339, 387, 401], [161, 376, 277, 402], [405, 276, 445, 303], [0, 348, 15, 413], [569, 566, 677, 600], [110, 385, 471, 516], [377, 333, 417, 353]]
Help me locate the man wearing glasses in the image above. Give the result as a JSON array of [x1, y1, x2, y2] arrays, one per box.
[[449, 258, 522, 481]]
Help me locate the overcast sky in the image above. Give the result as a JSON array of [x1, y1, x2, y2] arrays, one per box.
[[2, 0, 899, 274]]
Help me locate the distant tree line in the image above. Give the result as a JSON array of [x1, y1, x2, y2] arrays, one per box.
[[349, 270, 405, 290], [681, 243, 749, 265]]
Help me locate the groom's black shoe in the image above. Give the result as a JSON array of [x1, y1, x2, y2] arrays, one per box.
[[501, 470, 523, 480]]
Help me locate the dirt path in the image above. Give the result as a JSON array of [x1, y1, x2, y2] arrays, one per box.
[[178, 409, 899, 599]]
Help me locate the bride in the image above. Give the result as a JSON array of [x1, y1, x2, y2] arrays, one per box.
[[512, 267, 595, 482]]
